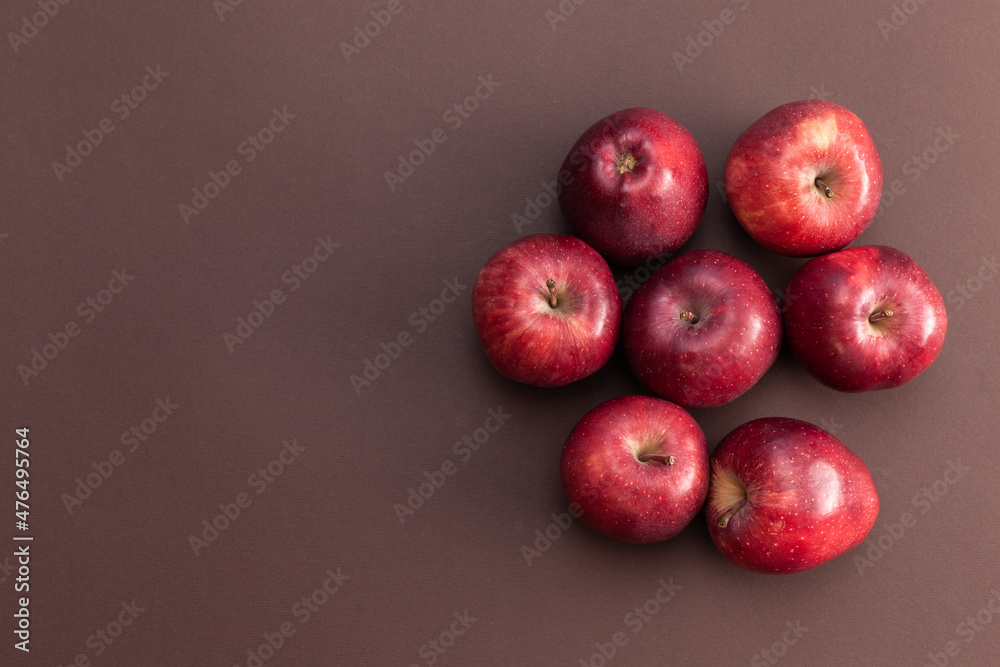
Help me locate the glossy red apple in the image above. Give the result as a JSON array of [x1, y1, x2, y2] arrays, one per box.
[[622, 249, 781, 409], [706, 417, 879, 574], [724, 100, 882, 257], [558, 107, 708, 266], [472, 233, 620, 387], [783, 245, 947, 392], [561, 395, 709, 543]]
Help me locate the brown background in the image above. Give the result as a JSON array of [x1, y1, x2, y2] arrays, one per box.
[[2, 1, 999, 665]]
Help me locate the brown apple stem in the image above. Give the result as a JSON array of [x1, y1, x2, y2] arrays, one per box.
[[815, 177, 834, 198], [617, 153, 637, 174], [546, 279, 558, 308], [638, 454, 675, 466], [868, 308, 894, 323], [717, 497, 748, 528], [679, 310, 699, 324]]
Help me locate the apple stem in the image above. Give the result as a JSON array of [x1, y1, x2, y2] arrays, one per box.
[[869, 308, 894, 323], [638, 454, 675, 466], [814, 177, 834, 198], [617, 153, 637, 175], [547, 279, 558, 308], [717, 496, 747, 528], [679, 310, 699, 324]]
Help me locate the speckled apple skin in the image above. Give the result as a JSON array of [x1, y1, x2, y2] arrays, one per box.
[[724, 100, 882, 257], [558, 108, 708, 267], [622, 249, 782, 409], [783, 245, 947, 392], [472, 234, 621, 387], [561, 395, 709, 543], [706, 417, 879, 574]]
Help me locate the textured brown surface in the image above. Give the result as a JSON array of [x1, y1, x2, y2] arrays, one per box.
[[2, 2, 999, 665]]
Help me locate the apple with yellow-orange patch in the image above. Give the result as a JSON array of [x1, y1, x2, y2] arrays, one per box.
[[724, 100, 882, 257]]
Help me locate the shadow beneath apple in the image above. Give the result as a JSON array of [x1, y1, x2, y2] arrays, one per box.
[[538, 493, 735, 584]]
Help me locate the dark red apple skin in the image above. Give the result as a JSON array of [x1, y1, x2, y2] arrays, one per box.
[[622, 249, 782, 409], [472, 233, 621, 387], [783, 245, 947, 392], [558, 108, 708, 267], [706, 417, 879, 574], [724, 100, 882, 257], [561, 395, 709, 543]]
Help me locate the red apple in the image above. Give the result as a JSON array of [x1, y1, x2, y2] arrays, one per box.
[[724, 100, 882, 257], [783, 245, 947, 392], [706, 417, 879, 574], [558, 107, 708, 266], [622, 249, 781, 409], [472, 233, 621, 387], [561, 395, 709, 543]]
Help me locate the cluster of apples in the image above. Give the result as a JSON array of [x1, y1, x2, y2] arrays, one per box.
[[472, 102, 947, 574]]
